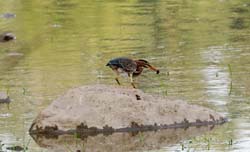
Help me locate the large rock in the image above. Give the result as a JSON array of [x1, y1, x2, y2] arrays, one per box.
[[29, 85, 226, 135]]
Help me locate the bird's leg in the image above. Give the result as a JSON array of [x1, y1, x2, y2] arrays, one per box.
[[129, 74, 136, 88], [115, 77, 121, 85], [114, 71, 121, 85]]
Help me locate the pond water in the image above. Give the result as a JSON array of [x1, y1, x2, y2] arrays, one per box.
[[0, 0, 250, 151]]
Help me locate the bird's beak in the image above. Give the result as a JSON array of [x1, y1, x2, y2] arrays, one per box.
[[147, 65, 160, 74]]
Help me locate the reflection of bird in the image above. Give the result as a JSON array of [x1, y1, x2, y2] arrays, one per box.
[[106, 57, 160, 88]]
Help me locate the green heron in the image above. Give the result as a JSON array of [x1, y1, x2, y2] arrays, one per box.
[[106, 57, 160, 88]]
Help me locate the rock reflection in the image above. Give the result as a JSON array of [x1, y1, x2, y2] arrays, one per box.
[[31, 126, 217, 152], [201, 46, 230, 106]]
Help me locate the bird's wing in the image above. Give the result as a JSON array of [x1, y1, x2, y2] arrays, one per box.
[[118, 58, 137, 73]]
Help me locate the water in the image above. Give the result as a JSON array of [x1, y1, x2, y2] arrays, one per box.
[[0, 0, 250, 151]]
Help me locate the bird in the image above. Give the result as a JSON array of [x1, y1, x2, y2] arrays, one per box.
[[106, 57, 160, 88]]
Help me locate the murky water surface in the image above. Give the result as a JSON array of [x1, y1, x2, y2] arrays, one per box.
[[0, 0, 250, 151]]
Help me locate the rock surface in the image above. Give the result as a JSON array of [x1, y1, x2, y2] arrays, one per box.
[[29, 84, 226, 134]]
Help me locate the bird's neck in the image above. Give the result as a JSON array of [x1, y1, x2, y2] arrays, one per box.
[[135, 60, 147, 67], [132, 65, 144, 77]]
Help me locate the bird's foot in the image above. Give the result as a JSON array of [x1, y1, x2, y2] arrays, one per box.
[[131, 83, 136, 89]]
